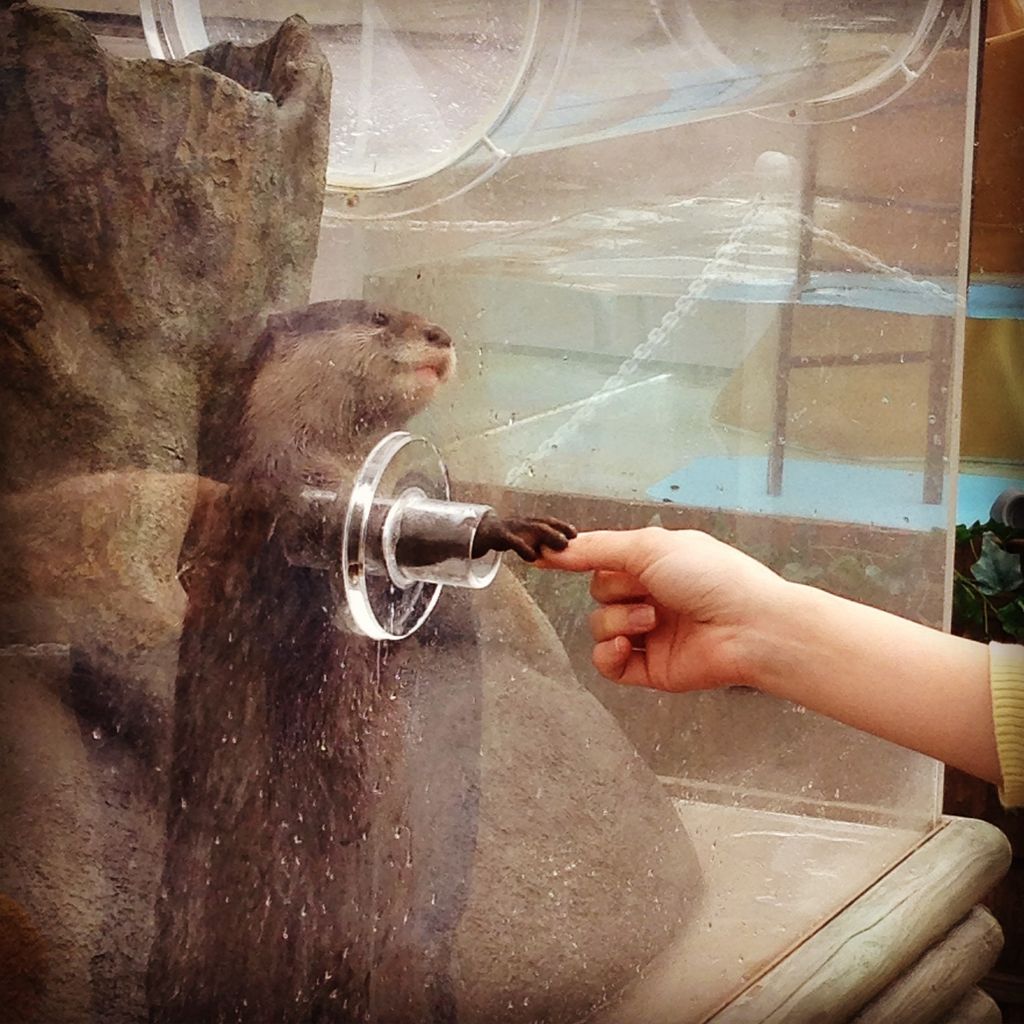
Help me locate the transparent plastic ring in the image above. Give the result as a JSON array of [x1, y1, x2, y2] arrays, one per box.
[[342, 431, 502, 641], [342, 432, 447, 640]]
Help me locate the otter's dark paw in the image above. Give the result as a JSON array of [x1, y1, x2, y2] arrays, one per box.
[[472, 514, 577, 563]]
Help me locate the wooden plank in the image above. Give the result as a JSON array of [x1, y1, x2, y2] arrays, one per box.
[[708, 818, 1010, 1023], [851, 906, 1003, 1023], [935, 988, 1002, 1024]]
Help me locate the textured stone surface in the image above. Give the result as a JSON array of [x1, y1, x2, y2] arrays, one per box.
[[0, 6, 329, 1021], [0, 2, 330, 490], [0, 648, 100, 1024], [458, 571, 701, 1023]]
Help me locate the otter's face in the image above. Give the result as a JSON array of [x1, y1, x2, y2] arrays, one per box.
[[362, 303, 456, 410], [245, 301, 456, 460]]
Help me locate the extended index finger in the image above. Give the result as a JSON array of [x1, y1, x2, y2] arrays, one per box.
[[534, 528, 670, 575]]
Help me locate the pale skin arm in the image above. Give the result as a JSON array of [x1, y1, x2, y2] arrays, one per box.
[[537, 528, 1001, 787]]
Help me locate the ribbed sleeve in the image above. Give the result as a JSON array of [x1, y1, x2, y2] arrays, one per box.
[[991, 641, 1024, 808]]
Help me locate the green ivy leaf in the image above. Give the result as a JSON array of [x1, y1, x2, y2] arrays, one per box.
[[997, 600, 1024, 639], [952, 579, 984, 630], [971, 533, 1024, 596], [956, 520, 985, 543], [984, 519, 1017, 542]]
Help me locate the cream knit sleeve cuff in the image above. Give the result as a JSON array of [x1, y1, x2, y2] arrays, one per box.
[[990, 641, 1024, 808]]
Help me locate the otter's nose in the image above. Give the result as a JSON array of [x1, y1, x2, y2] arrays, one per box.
[[423, 326, 452, 349]]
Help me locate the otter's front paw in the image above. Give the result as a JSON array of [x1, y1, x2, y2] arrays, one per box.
[[472, 514, 577, 563]]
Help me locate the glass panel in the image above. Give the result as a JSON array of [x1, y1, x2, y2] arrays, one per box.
[[0, 1, 978, 1022], [355, 2, 975, 834]]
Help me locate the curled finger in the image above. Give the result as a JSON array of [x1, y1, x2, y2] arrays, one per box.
[[593, 637, 653, 688], [590, 569, 649, 604], [589, 602, 656, 643]]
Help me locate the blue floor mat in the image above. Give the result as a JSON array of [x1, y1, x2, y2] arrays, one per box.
[[648, 456, 1024, 531], [956, 472, 1024, 526]]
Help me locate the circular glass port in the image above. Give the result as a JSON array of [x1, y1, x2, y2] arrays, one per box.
[[140, 0, 580, 215], [653, 0, 948, 124]]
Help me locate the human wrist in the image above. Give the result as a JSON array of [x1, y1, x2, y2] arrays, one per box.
[[735, 577, 833, 697]]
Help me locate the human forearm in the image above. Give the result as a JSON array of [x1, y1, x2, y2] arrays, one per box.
[[752, 581, 1000, 785], [540, 528, 1005, 787]]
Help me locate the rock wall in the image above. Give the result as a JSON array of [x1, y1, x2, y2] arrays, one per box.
[[0, 6, 329, 1020]]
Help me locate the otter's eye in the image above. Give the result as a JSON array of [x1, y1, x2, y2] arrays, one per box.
[[371, 311, 389, 327]]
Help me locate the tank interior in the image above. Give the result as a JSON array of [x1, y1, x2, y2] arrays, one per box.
[[0, 1, 1010, 1022]]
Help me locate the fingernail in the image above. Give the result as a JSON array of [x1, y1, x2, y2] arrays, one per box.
[[627, 605, 656, 628]]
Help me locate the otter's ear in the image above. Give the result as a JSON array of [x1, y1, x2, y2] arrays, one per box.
[[266, 309, 302, 335], [266, 303, 349, 337]]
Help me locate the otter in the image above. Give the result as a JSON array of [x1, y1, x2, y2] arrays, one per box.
[[148, 300, 576, 1023]]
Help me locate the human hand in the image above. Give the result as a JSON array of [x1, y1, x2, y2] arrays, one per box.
[[541, 528, 1004, 789], [537, 528, 792, 692]]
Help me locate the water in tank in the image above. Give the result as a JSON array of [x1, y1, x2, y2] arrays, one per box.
[[0, 1, 980, 1022]]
